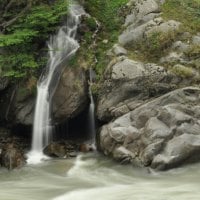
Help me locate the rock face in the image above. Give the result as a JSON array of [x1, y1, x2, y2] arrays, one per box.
[[98, 87, 200, 170], [0, 84, 35, 126], [97, 56, 182, 121], [52, 67, 88, 122], [0, 66, 88, 127], [0, 77, 9, 91]]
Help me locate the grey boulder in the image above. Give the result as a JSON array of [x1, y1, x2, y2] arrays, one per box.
[[98, 87, 200, 170]]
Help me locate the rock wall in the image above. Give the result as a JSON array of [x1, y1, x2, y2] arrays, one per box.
[[98, 87, 200, 170], [96, 0, 200, 170]]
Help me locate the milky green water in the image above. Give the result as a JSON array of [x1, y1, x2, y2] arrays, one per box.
[[0, 152, 200, 200]]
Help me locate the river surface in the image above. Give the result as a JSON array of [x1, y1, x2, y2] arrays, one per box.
[[0, 152, 200, 200]]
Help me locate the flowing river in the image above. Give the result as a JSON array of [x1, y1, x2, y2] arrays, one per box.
[[0, 152, 200, 200]]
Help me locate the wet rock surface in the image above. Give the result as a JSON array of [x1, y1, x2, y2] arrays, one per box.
[[52, 67, 88, 123], [98, 87, 200, 170], [1, 143, 26, 170], [0, 128, 28, 169], [44, 141, 94, 158]]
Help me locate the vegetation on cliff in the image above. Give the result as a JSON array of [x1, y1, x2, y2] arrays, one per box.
[[73, 0, 129, 78], [0, 0, 69, 78]]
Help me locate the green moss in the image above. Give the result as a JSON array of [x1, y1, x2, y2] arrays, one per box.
[[185, 44, 200, 60], [82, 0, 129, 78], [170, 64, 194, 78], [162, 0, 200, 34]]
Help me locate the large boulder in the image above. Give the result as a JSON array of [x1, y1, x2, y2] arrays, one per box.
[[52, 67, 88, 122], [98, 87, 200, 170], [119, 17, 181, 48], [97, 56, 182, 121]]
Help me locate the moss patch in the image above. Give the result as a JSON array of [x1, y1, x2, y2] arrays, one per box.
[[162, 0, 200, 34]]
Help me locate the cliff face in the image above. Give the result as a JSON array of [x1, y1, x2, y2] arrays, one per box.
[[95, 0, 200, 170], [0, 0, 89, 133]]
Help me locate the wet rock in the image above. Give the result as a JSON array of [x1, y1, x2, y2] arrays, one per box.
[[44, 142, 77, 158], [0, 67, 88, 127], [0, 77, 9, 91], [98, 87, 200, 170], [52, 67, 88, 123], [44, 141, 95, 158], [1, 143, 25, 170], [79, 143, 94, 152], [0, 81, 35, 126]]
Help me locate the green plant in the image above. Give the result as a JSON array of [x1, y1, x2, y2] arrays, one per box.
[[83, 0, 129, 78], [162, 0, 200, 33], [0, 0, 69, 78], [170, 64, 193, 78]]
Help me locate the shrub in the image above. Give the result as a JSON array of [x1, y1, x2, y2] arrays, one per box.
[[0, 0, 69, 78]]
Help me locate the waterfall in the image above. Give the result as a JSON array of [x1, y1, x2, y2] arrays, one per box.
[[88, 68, 96, 142], [27, 3, 85, 164]]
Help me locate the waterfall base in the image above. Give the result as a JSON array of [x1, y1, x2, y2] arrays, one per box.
[[27, 151, 50, 165]]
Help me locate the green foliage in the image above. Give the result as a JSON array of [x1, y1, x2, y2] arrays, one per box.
[[170, 64, 193, 78], [0, 0, 69, 78], [185, 44, 200, 60], [82, 0, 129, 78], [85, 0, 128, 31], [0, 29, 38, 47], [143, 30, 179, 60], [162, 0, 200, 33]]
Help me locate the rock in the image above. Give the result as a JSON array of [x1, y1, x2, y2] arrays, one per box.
[[44, 142, 77, 158], [44, 142, 95, 158], [97, 57, 181, 121], [52, 67, 88, 122], [125, 0, 160, 27], [14, 98, 35, 126], [44, 142, 67, 158], [1, 85, 35, 126], [119, 17, 180, 48], [171, 41, 189, 53], [1, 143, 25, 170], [0, 77, 9, 91], [98, 87, 200, 170], [79, 143, 94, 152], [0, 66, 88, 127], [112, 44, 128, 56], [192, 35, 200, 46], [145, 20, 181, 37]]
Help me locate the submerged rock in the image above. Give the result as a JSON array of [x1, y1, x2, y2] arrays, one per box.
[[44, 141, 95, 158], [98, 87, 200, 170], [44, 142, 78, 158]]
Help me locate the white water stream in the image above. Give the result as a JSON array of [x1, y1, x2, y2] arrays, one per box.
[[28, 3, 85, 164], [0, 153, 200, 200], [88, 68, 96, 141]]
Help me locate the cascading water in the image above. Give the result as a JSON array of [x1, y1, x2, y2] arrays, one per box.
[[27, 3, 85, 164], [88, 68, 96, 141]]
